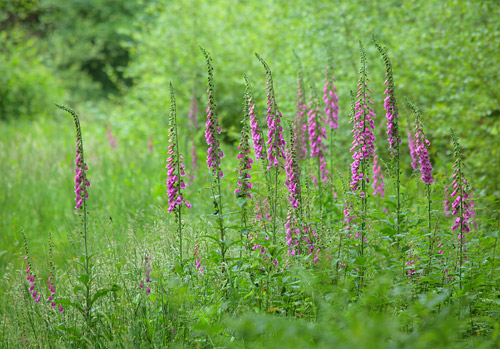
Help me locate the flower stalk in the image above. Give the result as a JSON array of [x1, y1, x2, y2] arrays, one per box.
[[201, 47, 227, 265], [166, 83, 191, 266], [56, 103, 92, 320], [375, 40, 402, 248], [256, 53, 286, 245]]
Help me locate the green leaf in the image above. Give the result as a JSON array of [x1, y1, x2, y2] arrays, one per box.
[[91, 288, 110, 304]]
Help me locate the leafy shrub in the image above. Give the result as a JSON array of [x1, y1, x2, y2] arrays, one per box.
[[0, 30, 64, 120]]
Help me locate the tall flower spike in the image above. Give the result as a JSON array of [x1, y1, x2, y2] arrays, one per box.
[[56, 104, 90, 211], [194, 243, 204, 273], [323, 54, 340, 130], [444, 186, 451, 217], [308, 80, 328, 185], [166, 83, 191, 212], [245, 75, 266, 162], [350, 42, 376, 193], [284, 126, 303, 255], [450, 129, 473, 268], [201, 47, 224, 179], [235, 81, 254, 199], [140, 254, 152, 293], [407, 124, 418, 171], [375, 41, 401, 156], [22, 230, 40, 305], [188, 91, 199, 180], [292, 52, 308, 159], [372, 153, 385, 197], [407, 101, 433, 184], [255, 53, 286, 170], [285, 126, 302, 210]]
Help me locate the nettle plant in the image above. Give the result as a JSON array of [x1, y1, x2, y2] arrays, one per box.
[[13, 40, 497, 347]]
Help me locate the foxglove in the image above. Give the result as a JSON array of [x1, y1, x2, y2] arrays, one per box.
[[350, 43, 376, 194], [166, 83, 191, 212], [201, 47, 224, 179]]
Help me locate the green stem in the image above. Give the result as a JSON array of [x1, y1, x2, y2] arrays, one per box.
[[458, 159, 464, 291], [172, 90, 183, 266], [217, 177, 225, 265], [396, 150, 401, 251], [178, 206, 183, 266], [330, 128, 334, 225], [272, 165, 278, 244], [317, 156, 322, 219], [427, 183, 432, 258]]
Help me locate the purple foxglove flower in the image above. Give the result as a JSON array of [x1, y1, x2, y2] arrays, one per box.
[[194, 243, 203, 273], [408, 102, 433, 184], [293, 62, 308, 159], [57, 105, 90, 211], [235, 80, 254, 199], [201, 48, 225, 179], [372, 154, 385, 197], [188, 93, 199, 180], [375, 42, 401, 156], [350, 44, 376, 193], [407, 126, 418, 171], [284, 130, 302, 209], [308, 85, 328, 184], [449, 129, 473, 265], [256, 54, 285, 170], [166, 84, 191, 213], [323, 59, 339, 130], [106, 124, 117, 149], [245, 75, 267, 163]]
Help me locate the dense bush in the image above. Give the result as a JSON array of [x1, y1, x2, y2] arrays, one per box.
[[0, 29, 64, 120]]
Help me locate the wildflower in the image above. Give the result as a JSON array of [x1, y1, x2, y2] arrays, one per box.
[[106, 124, 117, 149], [308, 82, 328, 184], [256, 53, 286, 244], [188, 92, 199, 179], [256, 53, 285, 170], [255, 198, 271, 228], [285, 210, 301, 255], [201, 47, 224, 179], [140, 254, 152, 291], [323, 57, 339, 130], [408, 102, 433, 184], [343, 200, 356, 231], [415, 135, 433, 184], [284, 129, 301, 209], [194, 243, 203, 273], [166, 83, 191, 212], [246, 76, 266, 161], [293, 56, 308, 159], [375, 42, 401, 156], [372, 154, 385, 197], [56, 104, 90, 211], [407, 126, 418, 171], [436, 237, 444, 255], [450, 129, 473, 267], [350, 43, 376, 193], [235, 79, 254, 199], [444, 186, 450, 217]]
